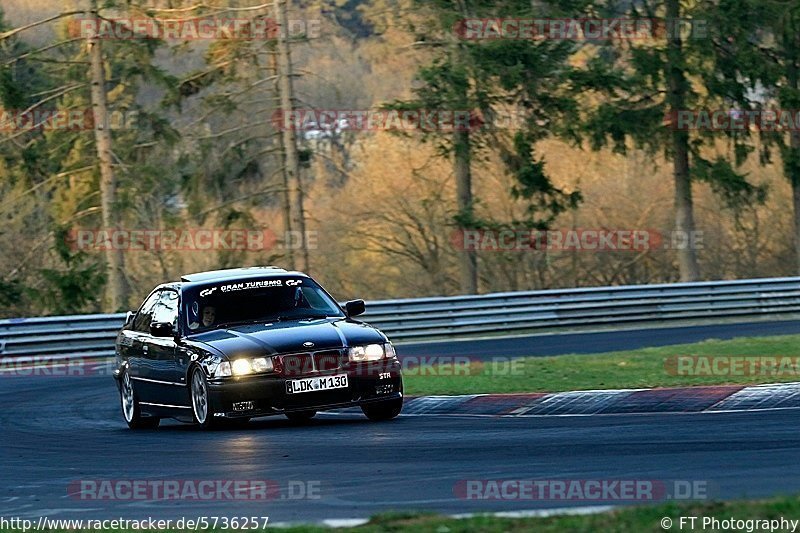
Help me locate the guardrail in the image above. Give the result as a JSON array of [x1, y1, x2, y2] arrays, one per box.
[[2, 277, 800, 360]]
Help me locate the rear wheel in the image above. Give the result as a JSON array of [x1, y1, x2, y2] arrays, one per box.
[[120, 371, 159, 430], [361, 398, 403, 421], [285, 410, 316, 422], [190, 368, 218, 429]]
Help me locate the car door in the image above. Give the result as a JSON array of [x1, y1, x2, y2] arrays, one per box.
[[127, 290, 161, 400], [143, 289, 185, 406]]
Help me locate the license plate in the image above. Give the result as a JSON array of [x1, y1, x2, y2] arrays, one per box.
[[286, 374, 348, 394], [233, 401, 254, 411]]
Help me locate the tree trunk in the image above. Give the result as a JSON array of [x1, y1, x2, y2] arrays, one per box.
[[278, 126, 296, 270], [450, 0, 477, 295], [787, 118, 800, 275], [783, 19, 800, 274], [87, 0, 127, 310], [790, 118, 800, 274], [792, 160, 800, 274], [275, 0, 308, 272], [454, 128, 477, 293], [666, 0, 700, 281], [269, 51, 294, 270]]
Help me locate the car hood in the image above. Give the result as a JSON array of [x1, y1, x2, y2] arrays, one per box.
[[184, 318, 387, 357]]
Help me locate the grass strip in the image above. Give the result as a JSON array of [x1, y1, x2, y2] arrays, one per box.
[[402, 334, 800, 395]]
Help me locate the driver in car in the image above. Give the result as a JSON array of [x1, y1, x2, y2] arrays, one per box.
[[202, 306, 216, 327], [189, 305, 216, 330]]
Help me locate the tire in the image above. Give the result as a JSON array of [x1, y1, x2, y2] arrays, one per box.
[[120, 370, 160, 430], [285, 410, 316, 422], [190, 367, 219, 429], [361, 398, 403, 421]]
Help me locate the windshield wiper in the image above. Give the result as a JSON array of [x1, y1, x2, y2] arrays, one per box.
[[276, 314, 330, 322], [215, 319, 258, 329]]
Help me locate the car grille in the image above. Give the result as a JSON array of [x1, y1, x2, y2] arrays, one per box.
[[279, 350, 345, 376], [314, 350, 342, 371]]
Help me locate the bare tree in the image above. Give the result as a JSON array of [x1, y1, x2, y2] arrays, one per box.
[[86, 0, 128, 310], [275, 0, 309, 272]]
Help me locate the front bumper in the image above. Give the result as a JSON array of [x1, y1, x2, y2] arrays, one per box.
[[206, 358, 403, 418]]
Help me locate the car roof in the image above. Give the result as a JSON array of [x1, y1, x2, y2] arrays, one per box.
[[180, 266, 295, 283]]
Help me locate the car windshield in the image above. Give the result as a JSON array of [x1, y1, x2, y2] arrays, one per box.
[[183, 277, 344, 332]]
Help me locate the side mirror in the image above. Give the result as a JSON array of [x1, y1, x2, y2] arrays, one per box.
[[344, 299, 366, 318], [149, 321, 174, 338], [124, 311, 135, 327]]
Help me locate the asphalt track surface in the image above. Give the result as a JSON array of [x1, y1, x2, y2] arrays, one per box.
[[2, 321, 800, 524]]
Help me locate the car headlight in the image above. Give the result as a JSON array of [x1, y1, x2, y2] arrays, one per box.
[[348, 343, 395, 362], [216, 357, 275, 377], [215, 361, 232, 377], [384, 343, 397, 358], [251, 357, 273, 373], [232, 359, 253, 376]]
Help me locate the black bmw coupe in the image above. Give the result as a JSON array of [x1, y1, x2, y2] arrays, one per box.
[[113, 266, 403, 429]]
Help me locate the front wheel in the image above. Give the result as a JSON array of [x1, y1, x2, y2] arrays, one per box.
[[361, 398, 403, 421], [190, 368, 218, 429], [120, 371, 159, 430]]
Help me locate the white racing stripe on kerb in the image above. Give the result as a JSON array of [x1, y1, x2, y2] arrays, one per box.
[[270, 519, 369, 528], [269, 505, 616, 528], [402, 395, 479, 415], [320, 519, 370, 528], [515, 389, 636, 416], [709, 382, 800, 411]]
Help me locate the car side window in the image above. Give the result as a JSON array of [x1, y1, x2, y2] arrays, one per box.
[[152, 290, 179, 328], [133, 291, 161, 333]]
